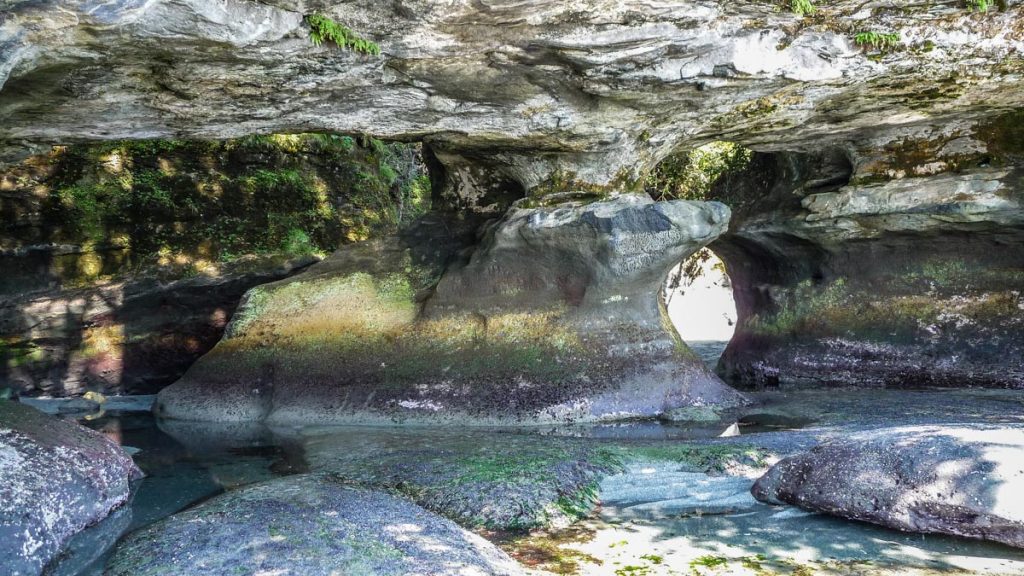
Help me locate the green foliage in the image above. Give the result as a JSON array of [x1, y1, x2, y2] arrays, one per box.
[[854, 31, 901, 51], [307, 14, 381, 55], [32, 134, 431, 282], [966, 0, 990, 10], [645, 141, 752, 202], [690, 555, 729, 569], [791, 0, 816, 16]]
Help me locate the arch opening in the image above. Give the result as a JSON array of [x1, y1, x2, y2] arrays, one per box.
[[664, 248, 737, 371], [645, 140, 750, 373]]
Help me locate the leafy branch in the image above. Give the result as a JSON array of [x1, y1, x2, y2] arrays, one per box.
[[791, 0, 816, 16], [854, 31, 901, 51], [307, 14, 381, 56]]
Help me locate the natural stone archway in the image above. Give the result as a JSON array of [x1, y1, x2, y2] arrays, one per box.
[[156, 194, 748, 424], [3, 1, 1024, 407], [708, 116, 1024, 389]]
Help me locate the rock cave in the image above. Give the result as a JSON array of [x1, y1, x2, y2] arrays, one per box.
[[1, 1, 1023, 575]]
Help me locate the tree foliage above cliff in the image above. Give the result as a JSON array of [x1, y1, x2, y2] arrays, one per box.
[[645, 142, 752, 202]]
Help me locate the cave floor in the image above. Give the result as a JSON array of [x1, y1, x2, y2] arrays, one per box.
[[34, 382, 1024, 576]]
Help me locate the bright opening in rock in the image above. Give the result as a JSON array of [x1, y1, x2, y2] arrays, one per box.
[[664, 248, 736, 369], [646, 141, 746, 371]]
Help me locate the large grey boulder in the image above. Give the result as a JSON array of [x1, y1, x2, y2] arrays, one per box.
[[0, 400, 141, 576], [752, 425, 1024, 548], [104, 474, 527, 576], [157, 194, 748, 424]]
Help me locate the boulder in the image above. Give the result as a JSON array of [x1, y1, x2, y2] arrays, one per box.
[[104, 474, 527, 576], [0, 400, 142, 576], [299, 427, 622, 530], [752, 425, 1024, 548], [157, 194, 749, 424]]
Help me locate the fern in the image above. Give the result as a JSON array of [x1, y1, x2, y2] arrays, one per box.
[[792, 0, 816, 16], [854, 31, 901, 51], [307, 13, 381, 56]]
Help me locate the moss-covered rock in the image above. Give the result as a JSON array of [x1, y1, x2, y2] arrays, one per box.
[[300, 428, 622, 531], [710, 139, 1024, 389], [157, 194, 749, 425], [104, 474, 527, 576]]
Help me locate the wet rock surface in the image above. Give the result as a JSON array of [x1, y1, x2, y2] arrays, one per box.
[[104, 473, 527, 576], [599, 461, 757, 521], [300, 427, 621, 531], [0, 400, 141, 576], [752, 425, 1024, 549], [158, 195, 747, 424], [20, 388, 1024, 576]]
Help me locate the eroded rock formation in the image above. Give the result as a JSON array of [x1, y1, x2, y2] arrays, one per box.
[[157, 195, 747, 423], [1, 0, 1022, 194], [712, 115, 1024, 388], [2, 1, 1023, 402]]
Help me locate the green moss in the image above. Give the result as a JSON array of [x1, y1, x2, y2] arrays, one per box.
[[217, 260, 600, 392], [6, 135, 431, 289], [318, 436, 622, 531], [709, 91, 803, 130], [306, 14, 381, 55], [1, 338, 41, 370], [976, 109, 1024, 163], [528, 166, 644, 201], [745, 260, 1024, 343], [493, 525, 601, 575], [690, 554, 729, 569], [645, 142, 752, 202], [742, 554, 768, 570]]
